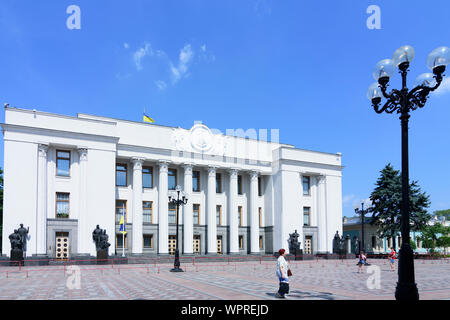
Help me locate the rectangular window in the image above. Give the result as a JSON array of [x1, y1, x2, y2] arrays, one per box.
[[303, 207, 311, 226], [258, 176, 263, 196], [142, 167, 153, 188], [192, 171, 200, 192], [193, 204, 200, 225], [259, 207, 263, 227], [238, 175, 243, 195], [216, 173, 222, 193], [116, 200, 127, 223], [238, 206, 243, 226], [388, 237, 392, 248], [216, 205, 222, 226], [143, 234, 153, 248], [302, 176, 311, 196], [56, 193, 70, 218], [116, 234, 127, 249], [259, 236, 263, 249], [168, 202, 177, 224], [143, 201, 153, 224], [239, 235, 244, 249], [116, 164, 127, 187], [56, 150, 70, 177], [168, 169, 177, 190]]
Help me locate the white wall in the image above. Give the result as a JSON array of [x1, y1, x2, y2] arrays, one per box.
[[2, 140, 38, 256]]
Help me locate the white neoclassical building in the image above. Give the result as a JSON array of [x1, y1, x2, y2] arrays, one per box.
[[1, 107, 343, 259]]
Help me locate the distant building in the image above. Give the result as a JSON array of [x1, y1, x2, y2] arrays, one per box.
[[343, 215, 448, 254]]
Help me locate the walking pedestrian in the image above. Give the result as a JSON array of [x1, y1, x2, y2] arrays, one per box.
[[388, 247, 396, 271], [357, 250, 367, 273], [275, 249, 290, 298]]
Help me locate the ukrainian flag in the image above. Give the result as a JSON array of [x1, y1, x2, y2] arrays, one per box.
[[119, 214, 127, 234], [143, 114, 154, 123]]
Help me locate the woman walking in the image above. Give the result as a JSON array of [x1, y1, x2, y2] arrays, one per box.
[[276, 249, 290, 298], [357, 250, 367, 273]]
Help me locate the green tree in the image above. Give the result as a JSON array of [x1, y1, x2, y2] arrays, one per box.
[[434, 209, 450, 220], [418, 223, 450, 253], [410, 239, 417, 250], [369, 164, 431, 249]]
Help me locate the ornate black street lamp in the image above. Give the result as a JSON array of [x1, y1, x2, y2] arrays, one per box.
[[368, 45, 449, 300], [354, 200, 371, 254], [169, 185, 188, 272]]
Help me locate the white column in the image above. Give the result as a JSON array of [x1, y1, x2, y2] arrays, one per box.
[[158, 161, 169, 254], [183, 164, 193, 254], [77, 148, 88, 254], [36, 144, 48, 256], [207, 166, 217, 254], [249, 171, 259, 254], [132, 158, 144, 254], [228, 169, 239, 254], [317, 175, 328, 253]]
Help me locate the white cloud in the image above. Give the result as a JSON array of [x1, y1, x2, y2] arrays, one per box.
[[199, 44, 216, 63], [343, 194, 355, 206], [433, 77, 450, 96], [155, 80, 167, 91], [133, 43, 153, 71], [170, 44, 194, 84], [123, 43, 129, 49]]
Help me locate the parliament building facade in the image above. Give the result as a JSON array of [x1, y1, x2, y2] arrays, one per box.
[[1, 107, 343, 259]]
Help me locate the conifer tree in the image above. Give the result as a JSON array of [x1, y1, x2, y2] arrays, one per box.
[[369, 164, 431, 249]]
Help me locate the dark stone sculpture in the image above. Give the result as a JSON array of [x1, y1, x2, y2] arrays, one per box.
[[9, 226, 29, 264], [332, 231, 348, 258], [288, 230, 303, 260], [92, 226, 110, 265], [17, 224, 29, 252]]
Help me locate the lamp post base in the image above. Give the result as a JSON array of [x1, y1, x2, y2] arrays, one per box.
[[170, 267, 184, 272], [395, 282, 419, 300]]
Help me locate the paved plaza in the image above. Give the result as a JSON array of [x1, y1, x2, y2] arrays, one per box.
[[0, 258, 448, 300]]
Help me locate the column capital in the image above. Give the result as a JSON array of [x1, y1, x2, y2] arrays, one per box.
[[183, 163, 194, 175], [38, 144, 49, 158], [228, 168, 239, 178], [158, 160, 170, 173], [131, 157, 145, 170], [78, 148, 88, 161], [207, 166, 217, 177], [249, 170, 259, 180], [317, 175, 327, 184]]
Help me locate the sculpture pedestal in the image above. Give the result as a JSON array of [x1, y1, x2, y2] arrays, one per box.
[[10, 249, 24, 266], [96, 250, 108, 265]]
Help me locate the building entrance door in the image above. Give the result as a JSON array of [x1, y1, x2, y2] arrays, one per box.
[[55, 232, 69, 260], [217, 236, 223, 254], [193, 235, 200, 254], [169, 235, 176, 255], [305, 236, 312, 254]]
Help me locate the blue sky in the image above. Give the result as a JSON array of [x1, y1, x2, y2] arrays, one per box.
[[1, 0, 449, 216]]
